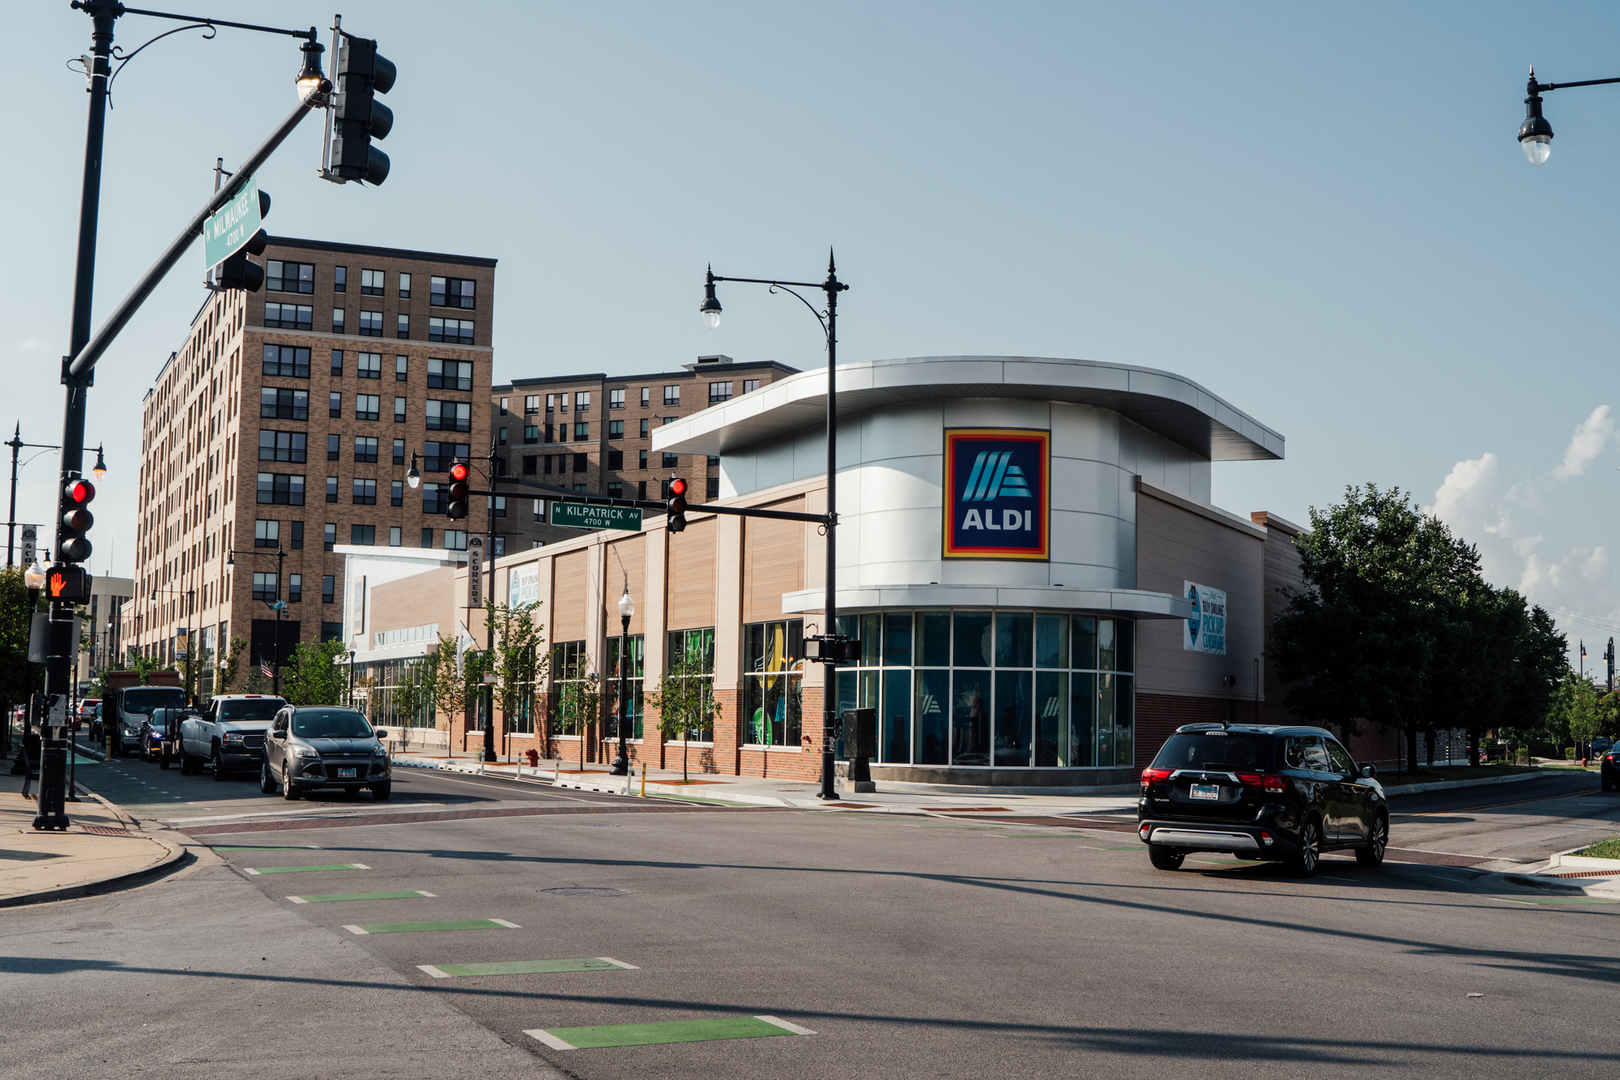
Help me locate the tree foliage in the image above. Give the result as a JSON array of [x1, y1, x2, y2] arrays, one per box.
[[0, 566, 42, 716], [645, 650, 720, 781], [124, 648, 163, 686], [280, 639, 350, 705], [488, 601, 549, 726], [214, 635, 247, 697]]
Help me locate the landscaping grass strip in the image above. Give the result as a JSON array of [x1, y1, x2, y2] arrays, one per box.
[[418, 957, 637, 978], [526, 1015, 813, 1050], [288, 890, 434, 904], [244, 863, 369, 875], [344, 918, 519, 935]]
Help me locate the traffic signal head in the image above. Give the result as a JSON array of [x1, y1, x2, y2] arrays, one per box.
[[447, 460, 470, 520], [59, 476, 96, 563], [46, 565, 90, 603], [667, 476, 688, 534], [215, 190, 271, 292], [331, 35, 396, 185]]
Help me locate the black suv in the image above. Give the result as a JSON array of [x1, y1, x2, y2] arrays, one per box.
[[1137, 724, 1388, 877], [1601, 748, 1619, 792]]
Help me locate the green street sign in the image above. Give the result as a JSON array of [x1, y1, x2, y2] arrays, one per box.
[[203, 174, 263, 270], [549, 500, 642, 532]]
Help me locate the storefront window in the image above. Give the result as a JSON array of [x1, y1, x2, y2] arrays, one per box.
[[605, 634, 645, 739], [743, 620, 801, 746], [551, 640, 592, 736], [834, 609, 1134, 768], [666, 628, 716, 741]]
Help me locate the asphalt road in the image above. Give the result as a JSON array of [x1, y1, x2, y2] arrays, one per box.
[[1388, 771, 1620, 865], [13, 747, 1617, 1078]]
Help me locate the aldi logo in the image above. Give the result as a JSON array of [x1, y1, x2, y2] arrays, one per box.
[[943, 429, 1050, 560]]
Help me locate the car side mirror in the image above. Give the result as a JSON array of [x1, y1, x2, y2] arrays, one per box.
[[374, 729, 388, 741], [270, 729, 285, 739], [1359, 764, 1376, 779]]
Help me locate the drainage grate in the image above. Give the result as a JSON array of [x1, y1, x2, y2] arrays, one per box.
[[80, 826, 131, 837], [540, 886, 632, 897], [1547, 869, 1620, 879]]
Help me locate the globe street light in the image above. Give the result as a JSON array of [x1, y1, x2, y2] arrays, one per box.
[[610, 587, 635, 776], [1517, 65, 1620, 166]]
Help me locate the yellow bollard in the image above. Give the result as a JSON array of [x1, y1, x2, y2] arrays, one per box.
[[640, 762, 646, 798]]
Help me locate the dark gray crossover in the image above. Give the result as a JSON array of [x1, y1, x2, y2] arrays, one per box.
[[261, 705, 391, 801]]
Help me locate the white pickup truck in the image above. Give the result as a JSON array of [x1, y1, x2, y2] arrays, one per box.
[[179, 694, 287, 779]]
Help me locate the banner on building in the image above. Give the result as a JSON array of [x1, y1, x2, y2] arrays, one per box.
[[1184, 581, 1227, 654], [942, 428, 1050, 560], [349, 576, 366, 640], [508, 563, 539, 607]]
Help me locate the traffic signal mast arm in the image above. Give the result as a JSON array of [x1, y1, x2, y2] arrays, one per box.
[[479, 475, 832, 525]]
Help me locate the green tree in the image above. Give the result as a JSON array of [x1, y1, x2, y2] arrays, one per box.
[[280, 639, 349, 705], [0, 566, 43, 725], [1569, 676, 1602, 756], [214, 635, 247, 697], [124, 648, 163, 685], [554, 653, 599, 769], [488, 601, 548, 739], [645, 650, 720, 782], [426, 634, 489, 739]]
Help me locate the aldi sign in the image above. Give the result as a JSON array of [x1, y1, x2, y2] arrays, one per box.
[[1184, 581, 1227, 654], [943, 429, 1049, 560]]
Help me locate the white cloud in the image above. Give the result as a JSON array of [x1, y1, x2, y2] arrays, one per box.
[[16, 338, 52, 354], [1521, 546, 1610, 597], [1553, 405, 1613, 479], [1428, 452, 1498, 526]]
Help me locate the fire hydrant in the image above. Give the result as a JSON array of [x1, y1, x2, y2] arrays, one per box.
[[525, 748, 540, 768]]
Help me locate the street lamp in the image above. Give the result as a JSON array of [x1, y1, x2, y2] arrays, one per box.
[[295, 36, 326, 101], [405, 451, 421, 489], [701, 251, 849, 800], [1517, 65, 1620, 166], [610, 587, 635, 775], [5, 426, 110, 567]]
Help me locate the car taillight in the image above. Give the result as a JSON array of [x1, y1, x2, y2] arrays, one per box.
[[1238, 773, 1287, 794], [1140, 768, 1172, 791]]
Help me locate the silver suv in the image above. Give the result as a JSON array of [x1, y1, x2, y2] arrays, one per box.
[[260, 705, 391, 801]]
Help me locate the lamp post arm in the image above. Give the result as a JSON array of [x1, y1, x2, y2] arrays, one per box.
[[708, 276, 831, 343], [1534, 75, 1620, 93], [117, 6, 317, 42]]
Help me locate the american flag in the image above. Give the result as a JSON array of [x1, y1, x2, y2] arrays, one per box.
[[260, 655, 273, 678]]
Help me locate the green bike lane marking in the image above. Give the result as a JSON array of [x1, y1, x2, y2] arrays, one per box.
[[289, 890, 436, 904], [418, 957, 637, 978], [244, 863, 370, 875], [526, 1015, 815, 1051], [343, 918, 520, 935]]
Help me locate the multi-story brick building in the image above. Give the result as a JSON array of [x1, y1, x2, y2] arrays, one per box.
[[492, 355, 797, 549], [124, 237, 495, 694]]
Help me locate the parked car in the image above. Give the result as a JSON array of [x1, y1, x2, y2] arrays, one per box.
[[179, 695, 287, 778], [140, 707, 191, 768], [110, 685, 188, 757], [1138, 724, 1389, 877], [77, 699, 99, 727], [1590, 737, 1614, 758], [261, 705, 391, 801], [1601, 750, 1620, 792]]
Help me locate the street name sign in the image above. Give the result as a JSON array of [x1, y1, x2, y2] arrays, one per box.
[[203, 174, 263, 270], [466, 536, 484, 608], [549, 501, 642, 532]]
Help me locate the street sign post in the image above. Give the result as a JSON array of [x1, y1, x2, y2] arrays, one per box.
[[466, 536, 484, 608], [549, 501, 643, 532], [203, 173, 263, 270]]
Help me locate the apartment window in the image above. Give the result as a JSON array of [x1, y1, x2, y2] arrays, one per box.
[[325, 476, 338, 503], [256, 473, 305, 505], [498, 426, 507, 446], [664, 385, 680, 406], [574, 422, 589, 440], [523, 424, 538, 444], [396, 314, 409, 339], [608, 420, 624, 441], [263, 303, 313, 330], [398, 273, 411, 299], [525, 395, 540, 414], [392, 439, 405, 465], [522, 455, 537, 476], [743, 379, 760, 394], [638, 449, 648, 470], [252, 573, 278, 602], [328, 392, 342, 418], [331, 307, 345, 334], [607, 482, 623, 499], [357, 352, 382, 379], [542, 455, 552, 475], [333, 266, 347, 293], [573, 452, 588, 473], [361, 268, 385, 296], [427, 358, 473, 390], [324, 523, 336, 551], [422, 483, 447, 515], [609, 388, 625, 410], [394, 397, 407, 423], [662, 452, 679, 469], [577, 392, 591, 412], [359, 310, 384, 337], [258, 430, 306, 463], [607, 449, 623, 470], [430, 276, 476, 308], [664, 416, 677, 426], [637, 480, 647, 500], [254, 520, 279, 547], [709, 381, 733, 403], [707, 478, 721, 499], [420, 528, 433, 548], [548, 394, 558, 413], [356, 394, 380, 421], [423, 442, 470, 472], [428, 318, 474, 344], [573, 483, 587, 492], [553, 423, 563, 443], [532, 500, 544, 522], [640, 387, 650, 408], [707, 455, 719, 467], [499, 397, 509, 416], [322, 575, 335, 603], [330, 349, 344, 376], [445, 530, 468, 551], [426, 400, 471, 432], [388, 479, 403, 507], [261, 344, 310, 378], [288, 574, 303, 603], [491, 496, 507, 518], [353, 436, 379, 463], [395, 355, 408, 381], [351, 524, 376, 546], [639, 418, 649, 439], [352, 478, 377, 505], [388, 525, 402, 547], [265, 261, 314, 293], [326, 434, 340, 461]]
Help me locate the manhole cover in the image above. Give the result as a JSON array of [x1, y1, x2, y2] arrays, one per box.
[[539, 886, 632, 897]]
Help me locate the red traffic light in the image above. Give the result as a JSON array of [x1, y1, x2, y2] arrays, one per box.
[[64, 478, 95, 505], [449, 461, 470, 482], [669, 477, 687, 497]]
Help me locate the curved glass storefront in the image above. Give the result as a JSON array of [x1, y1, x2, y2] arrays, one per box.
[[835, 611, 1134, 769]]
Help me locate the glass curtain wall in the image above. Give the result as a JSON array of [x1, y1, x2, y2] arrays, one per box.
[[605, 634, 645, 739], [743, 619, 803, 747], [837, 610, 1133, 768]]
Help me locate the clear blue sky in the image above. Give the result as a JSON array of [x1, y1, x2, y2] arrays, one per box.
[[6, 1, 1620, 668]]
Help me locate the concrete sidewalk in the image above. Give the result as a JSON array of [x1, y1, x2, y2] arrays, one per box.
[[391, 751, 1140, 816], [0, 759, 185, 907]]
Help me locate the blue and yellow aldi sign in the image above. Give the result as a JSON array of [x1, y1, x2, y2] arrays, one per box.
[[943, 429, 1050, 560]]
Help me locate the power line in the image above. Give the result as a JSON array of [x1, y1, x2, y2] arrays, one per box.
[[1547, 607, 1620, 634]]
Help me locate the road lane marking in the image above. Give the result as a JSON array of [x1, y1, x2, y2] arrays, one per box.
[[212, 844, 322, 851], [287, 890, 435, 904], [244, 863, 369, 875], [417, 957, 638, 978], [345, 918, 520, 935], [525, 1015, 814, 1050]]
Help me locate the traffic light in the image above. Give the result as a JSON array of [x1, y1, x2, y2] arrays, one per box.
[[667, 476, 688, 534], [447, 460, 470, 520], [46, 565, 90, 603], [58, 476, 95, 563], [215, 190, 270, 292], [330, 35, 395, 185]]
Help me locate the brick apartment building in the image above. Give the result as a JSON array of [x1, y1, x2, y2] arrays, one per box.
[[124, 237, 495, 691], [491, 355, 797, 549]]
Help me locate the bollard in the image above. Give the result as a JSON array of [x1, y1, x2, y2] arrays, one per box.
[[640, 762, 646, 798]]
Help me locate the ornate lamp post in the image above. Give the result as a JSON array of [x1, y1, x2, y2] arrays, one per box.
[[610, 587, 634, 775]]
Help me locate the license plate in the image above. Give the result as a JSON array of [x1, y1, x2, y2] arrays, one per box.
[[1189, 783, 1220, 800], [337, 767, 357, 778]]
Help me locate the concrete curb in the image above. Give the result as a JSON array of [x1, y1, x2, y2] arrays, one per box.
[[0, 832, 188, 909], [1381, 770, 1546, 797]]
